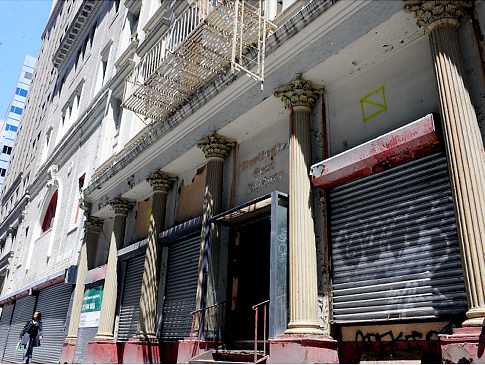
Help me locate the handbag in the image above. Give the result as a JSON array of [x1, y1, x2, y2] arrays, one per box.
[[16, 342, 22, 352]]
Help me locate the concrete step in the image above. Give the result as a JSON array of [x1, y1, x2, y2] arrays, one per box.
[[189, 349, 268, 364]]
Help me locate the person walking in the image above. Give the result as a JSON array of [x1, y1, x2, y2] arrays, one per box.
[[18, 311, 43, 364]]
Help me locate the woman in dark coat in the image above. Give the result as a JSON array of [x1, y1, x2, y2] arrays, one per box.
[[19, 311, 43, 364]]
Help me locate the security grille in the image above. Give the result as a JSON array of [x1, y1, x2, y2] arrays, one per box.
[[31, 284, 72, 364], [117, 254, 146, 340], [329, 152, 468, 323], [160, 234, 201, 340], [3, 295, 36, 363], [0, 304, 14, 361]]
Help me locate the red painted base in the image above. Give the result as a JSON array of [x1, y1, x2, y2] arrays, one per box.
[[440, 327, 485, 363], [86, 340, 119, 364], [268, 334, 339, 364], [121, 338, 160, 363], [160, 342, 180, 364], [176, 338, 223, 364], [60, 341, 76, 364]]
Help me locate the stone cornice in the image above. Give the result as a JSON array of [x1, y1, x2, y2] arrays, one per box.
[[403, 0, 474, 29], [110, 197, 136, 216], [274, 73, 324, 110], [146, 171, 177, 193], [53, 0, 103, 69], [197, 132, 236, 160], [1, 172, 22, 205], [86, 216, 104, 234]]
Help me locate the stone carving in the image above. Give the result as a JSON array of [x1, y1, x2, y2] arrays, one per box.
[[109, 197, 136, 216], [197, 132, 236, 160], [80, 198, 91, 214], [403, 0, 473, 28], [46, 165, 59, 189], [146, 170, 177, 193], [86, 216, 104, 234], [274, 73, 324, 110]]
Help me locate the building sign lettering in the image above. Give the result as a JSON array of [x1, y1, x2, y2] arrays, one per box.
[[242, 140, 289, 193]]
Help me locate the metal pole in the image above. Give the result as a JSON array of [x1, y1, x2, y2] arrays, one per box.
[[231, 0, 240, 74], [263, 303, 267, 356], [254, 308, 259, 363]]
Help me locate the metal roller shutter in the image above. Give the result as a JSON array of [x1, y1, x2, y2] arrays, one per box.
[[329, 152, 468, 323], [117, 254, 146, 341], [3, 295, 36, 363], [31, 283, 72, 364], [0, 304, 14, 361], [160, 234, 200, 340]]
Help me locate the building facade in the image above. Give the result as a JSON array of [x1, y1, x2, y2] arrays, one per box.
[[0, 55, 36, 189], [0, 0, 484, 363]]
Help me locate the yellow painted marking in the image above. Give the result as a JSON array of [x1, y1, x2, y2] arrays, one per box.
[[360, 85, 387, 122]]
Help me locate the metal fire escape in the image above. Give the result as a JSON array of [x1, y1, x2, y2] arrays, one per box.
[[122, 0, 276, 122]]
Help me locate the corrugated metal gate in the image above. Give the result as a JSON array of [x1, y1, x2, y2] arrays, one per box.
[[117, 253, 146, 340], [0, 303, 14, 361], [31, 283, 72, 363], [329, 152, 468, 323], [160, 233, 201, 340], [3, 295, 36, 363]]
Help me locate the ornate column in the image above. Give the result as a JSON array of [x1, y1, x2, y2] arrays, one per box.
[[404, 0, 485, 328], [61, 212, 103, 363], [66, 215, 104, 340], [275, 74, 324, 335], [135, 171, 176, 339], [195, 132, 235, 310], [94, 197, 135, 340]]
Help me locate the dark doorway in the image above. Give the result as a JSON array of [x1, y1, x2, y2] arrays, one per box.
[[226, 216, 271, 343]]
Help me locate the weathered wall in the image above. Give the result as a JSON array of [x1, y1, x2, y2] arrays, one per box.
[[326, 34, 439, 157], [234, 117, 289, 206], [175, 167, 206, 224]]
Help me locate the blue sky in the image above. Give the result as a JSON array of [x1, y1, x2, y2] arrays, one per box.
[[0, 0, 53, 117]]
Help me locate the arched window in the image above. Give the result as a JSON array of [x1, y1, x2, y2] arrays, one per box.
[[41, 190, 58, 233]]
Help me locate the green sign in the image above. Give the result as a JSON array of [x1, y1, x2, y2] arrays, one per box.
[[79, 285, 104, 327], [81, 285, 104, 313]]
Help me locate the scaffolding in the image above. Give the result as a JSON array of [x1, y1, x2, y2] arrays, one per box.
[[122, 0, 276, 122]]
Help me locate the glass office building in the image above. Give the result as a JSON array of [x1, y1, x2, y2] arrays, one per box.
[[0, 55, 36, 188]]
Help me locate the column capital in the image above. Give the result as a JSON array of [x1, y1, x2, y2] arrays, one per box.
[[274, 73, 324, 111], [403, 0, 474, 30], [110, 197, 136, 216], [146, 170, 177, 193], [197, 132, 236, 161], [86, 216, 104, 234]]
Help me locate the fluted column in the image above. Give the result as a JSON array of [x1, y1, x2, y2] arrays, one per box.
[[94, 197, 135, 340], [135, 171, 176, 339], [195, 132, 235, 310], [275, 74, 324, 335], [65, 214, 104, 342], [404, 0, 485, 327]]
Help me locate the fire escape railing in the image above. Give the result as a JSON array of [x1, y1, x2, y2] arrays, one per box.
[[122, 0, 276, 122]]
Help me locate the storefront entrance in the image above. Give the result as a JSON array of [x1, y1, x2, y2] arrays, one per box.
[[226, 217, 271, 343], [210, 191, 289, 346]]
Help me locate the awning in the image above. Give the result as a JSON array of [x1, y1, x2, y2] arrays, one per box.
[[310, 114, 440, 189], [210, 192, 287, 226]]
